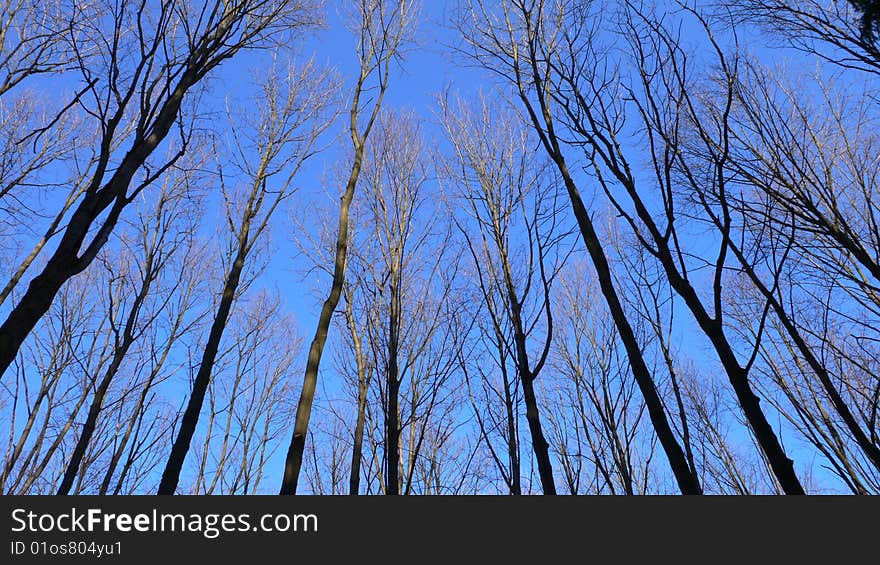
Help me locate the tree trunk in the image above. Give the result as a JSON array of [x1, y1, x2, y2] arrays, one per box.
[[506, 283, 555, 494], [511, 54, 703, 494], [554, 155, 703, 495], [57, 361, 120, 495], [158, 245, 247, 494], [349, 381, 368, 495], [502, 364, 521, 495], [344, 285, 370, 496], [58, 251, 158, 495], [385, 272, 401, 495], [280, 152, 363, 495], [708, 329, 805, 495], [520, 372, 555, 495]]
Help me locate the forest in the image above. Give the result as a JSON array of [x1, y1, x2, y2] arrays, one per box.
[[1, 0, 879, 495]]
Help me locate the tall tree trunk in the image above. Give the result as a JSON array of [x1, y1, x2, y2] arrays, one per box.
[[280, 152, 363, 495], [158, 244, 247, 494], [58, 252, 158, 495], [344, 286, 370, 496], [554, 156, 703, 495], [709, 330, 805, 495], [0, 65, 197, 380], [520, 373, 555, 495], [385, 271, 401, 495], [611, 169, 805, 494], [506, 283, 556, 494], [57, 358, 124, 495], [502, 363, 521, 495], [349, 381, 368, 495], [504, 27, 703, 493], [279, 0, 404, 495]]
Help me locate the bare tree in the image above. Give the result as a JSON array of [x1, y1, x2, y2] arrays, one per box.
[[341, 275, 373, 495], [326, 110, 462, 496], [91, 250, 207, 495], [492, 0, 807, 493], [0, 0, 320, 380], [2, 163, 209, 494], [440, 93, 572, 494], [547, 260, 659, 495], [6, 0, 878, 498], [280, 0, 418, 495], [57, 159, 202, 494], [457, 0, 702, 494], [364, 113, 456, 495], [190, 293, 300, 494], [1, 270, 108, 493], [158, 59, 333, 494], [711, 59, 880, 489]]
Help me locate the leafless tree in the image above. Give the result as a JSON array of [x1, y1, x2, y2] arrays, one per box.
[[0, 0, 321, 380], [693, 58, 880, 490], [190, 293, 301, 494], [546, 260, 659, 494], [440, 93, 573, 494], [1, 269, 107, 493], [2, 161, 209, 494], [5, 0, 878, 497], [280, 0, 418, 495], [320, 110, 460, 496], [57, 158, 203, 494], [158, 59, 333, 494], [457, 0, 703, 494]]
